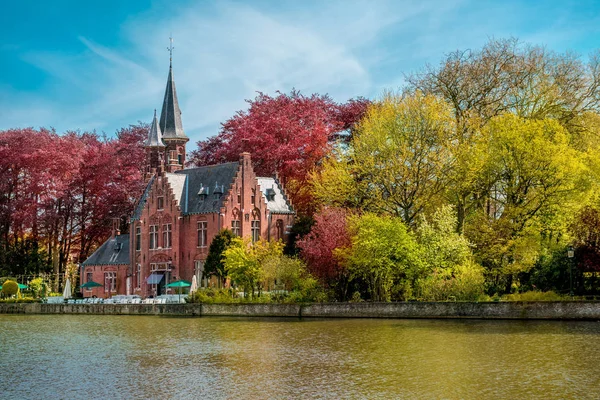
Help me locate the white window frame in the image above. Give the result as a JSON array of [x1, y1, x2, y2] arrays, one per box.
[[163, 224, 172, 249], [231, 220, 241, 236], [104, 272, 117, 293], [251, 220, 260, 243], [197, 221, 208, 248], [149, 225, 158, 249]]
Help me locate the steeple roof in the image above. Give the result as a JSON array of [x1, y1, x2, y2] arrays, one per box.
[[145, 110, 166, 147], [159, 65, 188, 141]]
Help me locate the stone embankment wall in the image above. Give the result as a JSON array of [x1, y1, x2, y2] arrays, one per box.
[[1, 301, 600, 320]]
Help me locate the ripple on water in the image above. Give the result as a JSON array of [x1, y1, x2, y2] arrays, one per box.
[[1, 316, 600, 399]]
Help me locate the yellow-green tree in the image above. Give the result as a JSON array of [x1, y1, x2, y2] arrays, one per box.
[[468, 114, 589, 289], [313, 91, 456, 226], [223, 238, 284, 298], [340, 213, 423, 301]]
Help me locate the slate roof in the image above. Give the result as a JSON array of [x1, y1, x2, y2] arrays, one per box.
[[145, 110, 165, 147], [82, 234, 130, 266], [159, 66, 188, 141], [173, 162, 239, 214], [258, 177, 294, 214]]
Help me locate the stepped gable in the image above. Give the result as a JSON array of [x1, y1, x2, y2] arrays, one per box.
[[257, 177, 294, 214]]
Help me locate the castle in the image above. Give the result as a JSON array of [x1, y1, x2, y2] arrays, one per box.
[[81, 60, 295, 298]]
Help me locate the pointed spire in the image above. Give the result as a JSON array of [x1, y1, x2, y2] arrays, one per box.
[[159, 39, 188, 142], [146, 109, 166, 148]]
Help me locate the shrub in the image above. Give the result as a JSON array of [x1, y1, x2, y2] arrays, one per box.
[[0, 297, 39, 303], [416, 262, 485, 301], [29, 278, 48, 298], [502, 291, 566, 301], [1, 280, 19, 297], [187, 288, 236, 304]]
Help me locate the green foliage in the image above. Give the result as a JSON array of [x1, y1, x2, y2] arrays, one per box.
[[414, 207, 485, 301], [29, 277, 48, 299], [341, 213, 424, 301], [223, 238, 285, 298], [284, 215, 314, 256], [416, 206, 472, 270], [502, 291, 566, 302], [1, 280, 19, 297], [187, 288, 236, 304], [0, 297, 39, 303], [204, 229, 235, 284], [313, 92, 455, 225], [416, 263, 485, 301]]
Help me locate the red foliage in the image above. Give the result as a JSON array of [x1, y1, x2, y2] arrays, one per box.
[[189, 91, 369, 214], [296, 207, 351, 283], [0, 124, 147, 275]]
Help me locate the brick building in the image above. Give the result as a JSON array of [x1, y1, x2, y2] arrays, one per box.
[[81, 62, 295, 298]]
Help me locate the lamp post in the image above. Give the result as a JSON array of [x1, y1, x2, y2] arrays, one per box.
[[567, 246, 574, 297]]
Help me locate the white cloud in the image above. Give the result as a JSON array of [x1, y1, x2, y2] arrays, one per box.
[[2, 0, 591, 142]]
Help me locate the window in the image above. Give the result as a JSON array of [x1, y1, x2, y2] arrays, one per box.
[[157, 196, 164, 210], [197, 221, 208, 247], [251, 219, 260, 243], [136, 264, 141, 289], [86, 271, 93, 284], [163, 224, 172, 248], [135, 226, 141, 251], [276, 219, 284, 241], [231, 220, 241, 236], [149, 225, 158, 249], [251, 189, 256, 205], [237, 193, 241, 204], [104, 272, 116, 293], [178, 154, 183, 165]]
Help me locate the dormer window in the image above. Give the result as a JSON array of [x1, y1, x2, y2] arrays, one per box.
[[214, 183, 223, 200], [266, 188, 276, 201], [198, 184, 208, 202]]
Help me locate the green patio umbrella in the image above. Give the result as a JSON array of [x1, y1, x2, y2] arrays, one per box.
[[80, 281, 103, 289], [166, 280, 192, 303], [18, 283, 28, 290]]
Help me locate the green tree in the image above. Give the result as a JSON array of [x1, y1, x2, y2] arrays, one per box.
[[341, 213, 423, 301], [223, 238, 284, 299], [313, 91, 456, 226], [467, 115, 588, 292], [204, 229, 235, 287], [414, 207, 485, 300], [29, 277, 48, 299]]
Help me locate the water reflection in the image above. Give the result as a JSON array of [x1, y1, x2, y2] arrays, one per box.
[[1, 316, 599, 399]]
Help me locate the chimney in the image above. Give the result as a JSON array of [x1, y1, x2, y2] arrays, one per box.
[[111, 218, 121, 238], [240, 151, 251, 165]]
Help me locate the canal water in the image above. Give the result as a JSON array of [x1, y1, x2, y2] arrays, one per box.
[[1, 315, 599, 399]]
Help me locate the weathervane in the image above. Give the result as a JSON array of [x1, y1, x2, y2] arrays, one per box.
[[168, 35, 174, 67]]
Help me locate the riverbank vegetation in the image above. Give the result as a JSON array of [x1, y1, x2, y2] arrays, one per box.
[[195, 38, 600, 302], [2, 38, 599, 302]]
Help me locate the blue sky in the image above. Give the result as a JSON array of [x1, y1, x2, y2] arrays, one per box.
[[1, 0, 599, 143]]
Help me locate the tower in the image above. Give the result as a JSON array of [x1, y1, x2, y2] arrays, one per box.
[[159, 38, 189, 172], [145, 109, 166, 173]]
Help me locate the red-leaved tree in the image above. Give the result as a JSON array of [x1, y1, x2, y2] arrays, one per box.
[[0, 124, 147, 285], [296, 207, 351, 295], [189, 90, 369, 214]]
